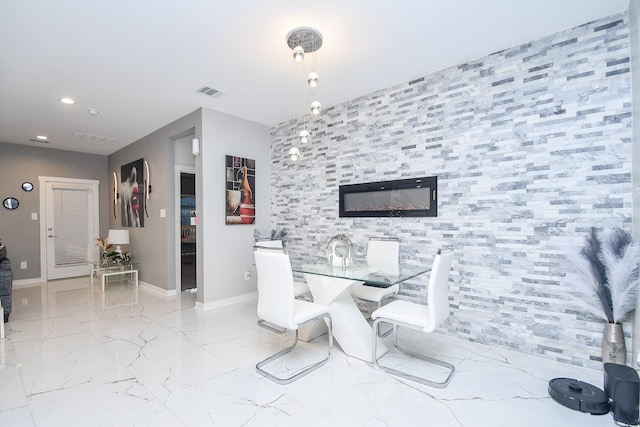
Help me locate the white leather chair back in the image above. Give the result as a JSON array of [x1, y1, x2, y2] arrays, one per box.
[[367, 237, 399, 267], [255, 239, 283, 249], [254, 249, 296, 330], [425, 250, 454, 332]]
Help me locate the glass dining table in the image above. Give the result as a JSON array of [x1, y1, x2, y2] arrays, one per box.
[[290, 257, 431, 363]]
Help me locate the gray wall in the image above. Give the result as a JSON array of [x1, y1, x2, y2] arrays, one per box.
[[0, 141, 109, 280], [107, 107, 271, 309], [108, 110, 199, 291], [271, 13, 632, 369], [198, 108, 271, 307]]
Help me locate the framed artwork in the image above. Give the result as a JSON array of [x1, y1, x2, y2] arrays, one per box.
[[225, 155, 255, 224], [120, 158, 145, 227]]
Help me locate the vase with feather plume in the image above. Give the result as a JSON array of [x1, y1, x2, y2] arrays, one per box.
[[603, 321, 626, 364], [566, 227, 640, 365]]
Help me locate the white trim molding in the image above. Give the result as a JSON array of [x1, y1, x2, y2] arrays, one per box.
[[140, 281, 178, 298], [194, 292, 257, 311]]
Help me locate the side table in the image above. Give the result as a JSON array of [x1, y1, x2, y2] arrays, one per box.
[[90, 261, 139, 292]]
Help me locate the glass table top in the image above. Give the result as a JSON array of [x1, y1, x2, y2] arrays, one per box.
[[290, 257, 430, 288]]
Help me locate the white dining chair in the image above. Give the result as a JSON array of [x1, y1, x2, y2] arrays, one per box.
[[351, 237, 400, 311], [255, 239, 283, 249], [254, 240, 287, 333], [255, 240, 311, 334], [371, 249, 455, 388], [256, 239, 310, 296], [254, 246, 333, 385]]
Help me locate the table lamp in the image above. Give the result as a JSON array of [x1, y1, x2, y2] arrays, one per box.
[[107, 229, 129, 257]]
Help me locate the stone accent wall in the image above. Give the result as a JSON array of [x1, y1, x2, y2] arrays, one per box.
[[270, 13, 632, 369]]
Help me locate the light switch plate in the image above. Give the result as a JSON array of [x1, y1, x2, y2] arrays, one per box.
[[31, 212, 37, 220], [160, 209, 166, 218]]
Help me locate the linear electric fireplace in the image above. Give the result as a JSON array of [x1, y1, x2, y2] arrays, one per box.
[[339, 176, 437, 218]]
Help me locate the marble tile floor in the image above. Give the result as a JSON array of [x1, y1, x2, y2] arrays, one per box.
[[0, 277, 617, 426]]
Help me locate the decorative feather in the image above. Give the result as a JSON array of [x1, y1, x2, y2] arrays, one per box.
[[565, 250, 609, 321], [579, 228, 614, 322], [599, 228, 640, 322], [566, 228, 640, 323]]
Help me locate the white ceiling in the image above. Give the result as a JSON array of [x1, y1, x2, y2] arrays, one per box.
[[0, 0, 630, 155]]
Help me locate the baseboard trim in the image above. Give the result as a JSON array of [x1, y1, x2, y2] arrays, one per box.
[[139, 281, 178, 298], [194, 292, 257, 311]]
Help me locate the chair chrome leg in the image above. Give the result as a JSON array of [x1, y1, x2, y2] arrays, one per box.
[[257, 319, 286, 334], [378, 322, 394, 338], [372, 318, 455, 389], [256, 313, 332, 385], [366, 301, 393, 338]]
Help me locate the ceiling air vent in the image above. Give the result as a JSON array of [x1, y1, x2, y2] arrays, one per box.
[[71, 132, 117, 143], [197, 86, 222, 97]]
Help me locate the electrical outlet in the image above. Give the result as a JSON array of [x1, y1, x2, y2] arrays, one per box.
[[20, 261, 27, 269], [244, 270, 251, 280], [21, 298, 28, 306]]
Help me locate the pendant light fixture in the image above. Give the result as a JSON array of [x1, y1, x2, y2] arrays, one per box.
[[299, 129, 310, 143], [310, 101, 321, 115], [288, 147, 300, 161], [307, 71, 319, 88], [286, 27, 323, 161], [292, 46, 305, 62]]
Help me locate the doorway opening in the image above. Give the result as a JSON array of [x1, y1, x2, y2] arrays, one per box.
[[180, 173, 196, 291]]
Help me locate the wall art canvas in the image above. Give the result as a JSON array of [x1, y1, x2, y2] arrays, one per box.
[[225, 155, 255, 225], [120, 158, 145, 227]]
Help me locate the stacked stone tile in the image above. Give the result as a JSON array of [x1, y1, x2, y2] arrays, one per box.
[[271, 13, 632, 369]]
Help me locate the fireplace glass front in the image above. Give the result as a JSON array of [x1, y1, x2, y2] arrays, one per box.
[[339, 176, 437, 218]]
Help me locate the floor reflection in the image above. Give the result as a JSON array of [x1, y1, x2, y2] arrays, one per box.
[[1, 277, 608, 427], [89, 282, 139, 310]]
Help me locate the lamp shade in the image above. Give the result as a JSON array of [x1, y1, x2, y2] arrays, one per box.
[[107, 229, 130, 245]]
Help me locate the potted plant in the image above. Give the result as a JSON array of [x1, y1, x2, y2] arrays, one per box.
[[95, 237, 112, 265], [566, 227, 640, 364]]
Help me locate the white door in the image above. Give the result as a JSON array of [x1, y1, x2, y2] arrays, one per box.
[[40, 177, 99, 280]]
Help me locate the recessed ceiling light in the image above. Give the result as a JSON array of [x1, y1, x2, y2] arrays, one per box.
[[87, 109, 100, 116], [36, 135, 48, 140], [60, 97, 75, 105]]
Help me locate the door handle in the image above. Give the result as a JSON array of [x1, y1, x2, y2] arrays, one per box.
[[48, 234, 58, 238]]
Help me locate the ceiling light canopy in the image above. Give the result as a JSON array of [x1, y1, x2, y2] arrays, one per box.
[[286, 27, 323, 55], [36, 135, 48, 140], [59, 97, 75, 105]]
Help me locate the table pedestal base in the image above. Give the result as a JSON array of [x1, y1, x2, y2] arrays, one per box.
[[303, 273, 387, 363]]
